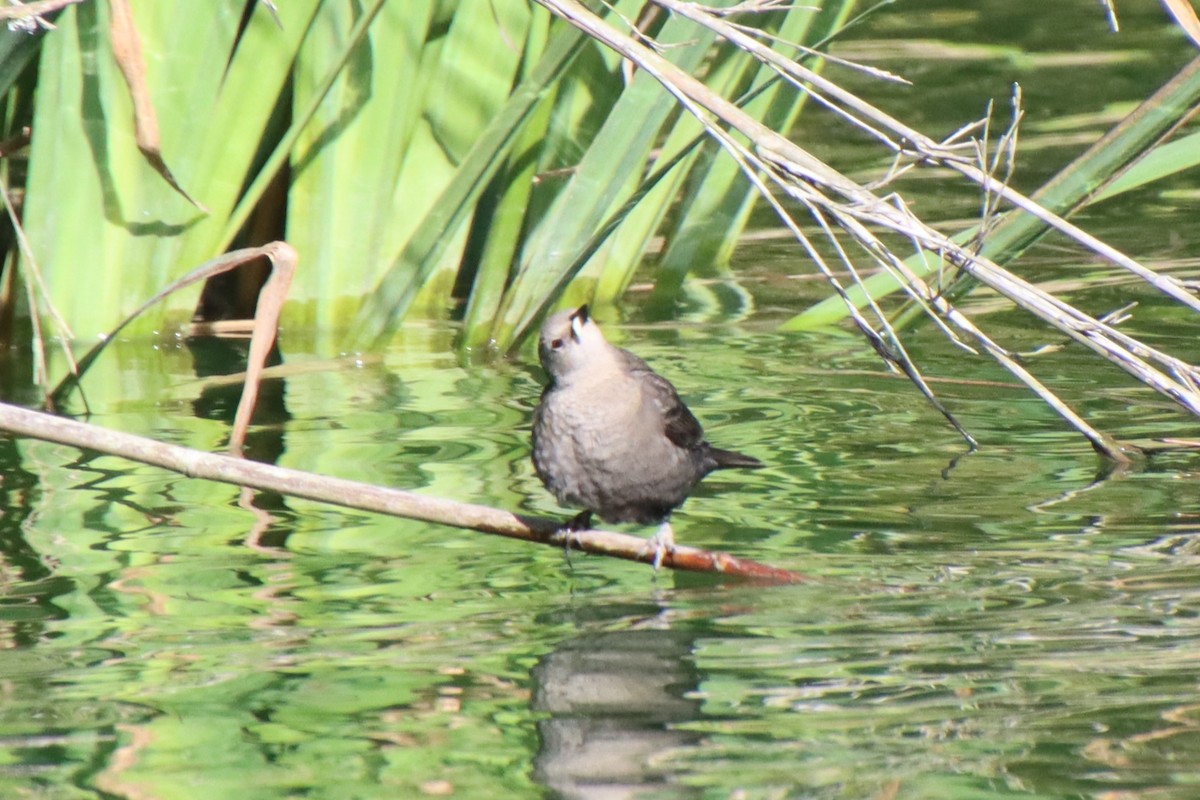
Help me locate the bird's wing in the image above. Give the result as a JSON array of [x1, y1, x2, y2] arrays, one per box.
[[619, 349, 706, 450]]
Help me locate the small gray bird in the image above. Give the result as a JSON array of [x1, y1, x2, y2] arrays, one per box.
[[531, 305, 762, 568]]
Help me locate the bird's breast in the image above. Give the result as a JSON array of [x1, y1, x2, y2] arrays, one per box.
[[532, 374, 703, 522]]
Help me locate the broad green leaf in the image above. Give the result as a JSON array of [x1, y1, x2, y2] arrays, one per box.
[[1091, 129, 1200, 202], [347, 13, 587, 349], [491, 4, 728, 348], [23, 1, 319, 370]]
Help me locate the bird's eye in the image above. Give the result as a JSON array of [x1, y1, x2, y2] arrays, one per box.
[[550, 338, 564, 349]]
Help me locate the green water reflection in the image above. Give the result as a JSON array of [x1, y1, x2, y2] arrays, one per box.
[[4, 0, 1200, 797], [5, 314, 1200, 798]]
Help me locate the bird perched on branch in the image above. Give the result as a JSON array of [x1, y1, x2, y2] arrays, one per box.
[[531, 305, 763, 568]]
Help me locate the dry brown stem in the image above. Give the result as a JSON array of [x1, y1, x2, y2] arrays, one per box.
[[0, 401, 804, 583], [533, 0, 1200, 462]]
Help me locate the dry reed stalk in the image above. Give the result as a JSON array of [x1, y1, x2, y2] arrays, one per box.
[[535, 0, 1200, 461], [0, 401, 804, 583]]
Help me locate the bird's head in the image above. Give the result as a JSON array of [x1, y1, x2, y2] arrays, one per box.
[[538, 304, 611, 382]]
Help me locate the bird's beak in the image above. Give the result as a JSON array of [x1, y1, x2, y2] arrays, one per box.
[[569, 304, 589, 342]]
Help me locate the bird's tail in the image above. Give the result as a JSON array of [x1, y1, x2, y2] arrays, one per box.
[[708, 447, 764, 470]]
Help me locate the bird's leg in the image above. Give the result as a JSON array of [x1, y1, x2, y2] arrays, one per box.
[[646, 519, 676, 570], [559, 510, 592, 565]]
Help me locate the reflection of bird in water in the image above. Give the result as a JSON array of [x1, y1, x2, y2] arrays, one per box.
[[532, 305, 762, 567], [531, 607, 703, 797]]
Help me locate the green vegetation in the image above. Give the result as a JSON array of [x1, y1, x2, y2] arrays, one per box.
[[1, 0, 1198, 451], [0, 0, 855, 393]]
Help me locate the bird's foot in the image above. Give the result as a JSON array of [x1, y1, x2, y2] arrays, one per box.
[[643, 521, 676, 571], [565, 510, 593, 532]]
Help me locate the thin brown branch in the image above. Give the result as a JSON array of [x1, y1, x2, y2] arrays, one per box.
[[0, 402, 804, 584]]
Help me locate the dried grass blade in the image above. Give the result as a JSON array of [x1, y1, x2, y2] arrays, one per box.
[[659, 0, 1198, 314], [106, 0, 207, 212], [535, 0, 1200, 455], [1163, 0, 1200, 48]]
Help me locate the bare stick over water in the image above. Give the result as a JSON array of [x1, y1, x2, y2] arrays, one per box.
[[0, 402, 803, 584]]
